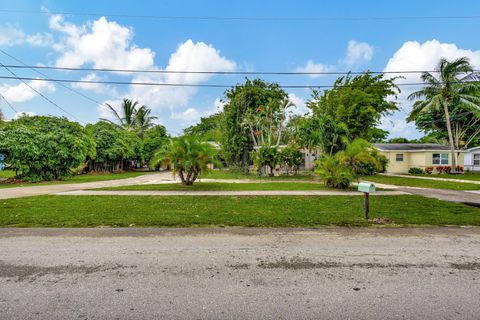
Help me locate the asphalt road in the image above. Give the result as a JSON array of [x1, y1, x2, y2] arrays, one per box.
[[1, 228, 480, 320]]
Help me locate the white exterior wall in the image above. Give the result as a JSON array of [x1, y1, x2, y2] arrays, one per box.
[[465, 148, 480, 172]]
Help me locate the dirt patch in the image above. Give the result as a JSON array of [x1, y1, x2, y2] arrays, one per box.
[[372, 217, 394, 225], [257, 256, 437, 270], [228, 263, 250, 270], [0, 261, 134, 281], [450, 262, 480, 270]]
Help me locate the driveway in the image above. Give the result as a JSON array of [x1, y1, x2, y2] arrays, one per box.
[[1, 228, 480, 320], [0, 172, 173, 199]]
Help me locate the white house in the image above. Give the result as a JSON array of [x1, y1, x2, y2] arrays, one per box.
[[464, 146, 480, 172]]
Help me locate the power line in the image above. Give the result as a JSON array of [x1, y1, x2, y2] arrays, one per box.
[[0, 75, 466, 89], [0, 92, 18, 113], [1, 9, 480, 22], [2, 64, 478, 75], [0, 49, 106, 107], [0, 63, 85, 123]]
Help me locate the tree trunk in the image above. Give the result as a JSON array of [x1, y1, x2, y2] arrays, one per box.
[[443, 99, 457, 172]]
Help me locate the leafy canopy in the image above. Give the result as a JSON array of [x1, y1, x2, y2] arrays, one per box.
[[0, 116, 93, 181]]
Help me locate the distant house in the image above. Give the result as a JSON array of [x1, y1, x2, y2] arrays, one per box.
[[373, 143, 464, 174], [464, 146, 480, 172]]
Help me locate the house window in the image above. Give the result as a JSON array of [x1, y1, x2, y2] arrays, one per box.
[[474, 154, 480, 166], [433, 153, 449, 165], [395, 154, 404, 162]]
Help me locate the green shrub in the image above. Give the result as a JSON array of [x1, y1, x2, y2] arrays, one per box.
[[0, 116, 93, 182], [408, 167, 424, 174], [314, 156, 353, 189], [252, 146, 280, 176]]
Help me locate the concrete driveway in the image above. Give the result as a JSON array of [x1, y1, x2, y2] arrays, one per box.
[[0, 172, 173, 199], [1, 228, 479, 320]]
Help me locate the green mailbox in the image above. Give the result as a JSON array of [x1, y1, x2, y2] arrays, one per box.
[[357, 182, 375, 219], [357, 182, 376, 193]]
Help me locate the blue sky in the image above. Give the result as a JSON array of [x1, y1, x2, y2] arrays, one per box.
[[1, 0, 480, 137]]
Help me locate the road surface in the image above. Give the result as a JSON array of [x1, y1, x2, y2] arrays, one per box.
[[1, 228, 480, 319]]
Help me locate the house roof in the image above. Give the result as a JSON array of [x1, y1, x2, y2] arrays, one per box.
[[467, 146, 480, 152], [373, 143, 451, 152]]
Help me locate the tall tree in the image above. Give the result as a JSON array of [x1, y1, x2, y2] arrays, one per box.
[[135, 105, 158, 138], [184, 113, 222, 141], [408, 57, 480, 170], [220, 79, 287, 171], [308, 73, 400, 143], [101, 99, 157, 136]]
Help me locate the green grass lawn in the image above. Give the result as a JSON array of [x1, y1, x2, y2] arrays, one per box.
[[202, 170, 316, 181], [0, 171, 152, 189], [410, 173, 480, 181], [98, 181, 335, 191], [0, 170, 15, 179], [0, 195, 479, 227], [361, 175, 480, 190]]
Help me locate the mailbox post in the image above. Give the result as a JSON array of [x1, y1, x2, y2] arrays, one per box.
[[357, 182, 376, 219]]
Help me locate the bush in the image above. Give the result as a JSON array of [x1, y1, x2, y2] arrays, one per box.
[[408, 167, 424, 174], [314, 156, 353, 189], [436, 166, 445, 174], [444, 166, 452, 174], [252, 146, 280, 177], [0, 116, 93, 182], [279, 144, 303, 175], [85, 122, 142, 172], [425, 167, 433, 174], [456, 165, 464, 173]]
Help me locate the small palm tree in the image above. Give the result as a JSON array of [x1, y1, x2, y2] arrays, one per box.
[[336, 139, 378, 175], [408, 57, 480, 171], [150, 136, 219, 185]]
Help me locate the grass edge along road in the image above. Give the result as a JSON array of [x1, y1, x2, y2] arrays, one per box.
[[97, 182, 350, 191], [0, 195, 479, 228]]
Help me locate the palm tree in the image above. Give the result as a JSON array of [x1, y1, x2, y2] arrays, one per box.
[[150, 136, 219, 185], [101, 98, 139, 131], [101, 99, 157, 137], [135, 105, 158, 138], [408, 57, 480, 171], [0, 108, 4, 123]]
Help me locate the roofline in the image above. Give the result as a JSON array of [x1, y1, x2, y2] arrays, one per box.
[[374, 148, 464, 153], [467, 146, 480, 152]]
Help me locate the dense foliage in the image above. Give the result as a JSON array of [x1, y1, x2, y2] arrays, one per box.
[[85, 121, 142, 172], [141, 125, 169, 164], [220, 79, 288, 171], [0, 116, 93, 181], [183, 113, 222, 141], [308, 73, 400, 143]]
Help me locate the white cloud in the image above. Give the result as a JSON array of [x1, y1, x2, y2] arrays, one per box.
[[72, 73, 117, 95], [0, 80, 55, 103], [50, 15, 155, 70], [170, 107, 201, 126], [288, 93, 309, 115], [381, 39, 480, 139], [13, 111, 36, 119], [0, 25, 53, 47], [294, 60, 334, 79], [127, 39, 236, 113], [343, 40, 374, 65]]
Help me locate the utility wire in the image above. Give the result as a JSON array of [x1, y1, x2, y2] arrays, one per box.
[[0, 75, 467, 89], [0, 92, 18, 113], [0, 49, 106, 107], [2, 64, 479, 75], [1, 9, 480, 22], [0, 63, 85, 123]]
